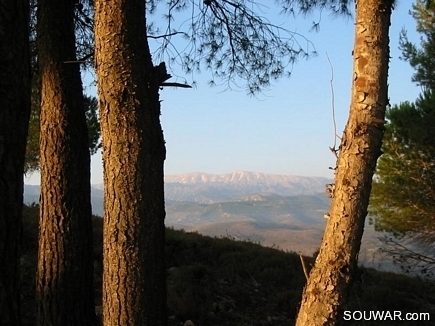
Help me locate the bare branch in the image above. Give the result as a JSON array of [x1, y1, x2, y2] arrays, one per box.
[[149, 0, 317, 94]]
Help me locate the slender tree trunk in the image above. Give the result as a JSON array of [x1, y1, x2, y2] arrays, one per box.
[[36, 0, 96, 325], [295, 1, 392, 325], [94, 0, 167, 325], [0, 1, 31, 324]]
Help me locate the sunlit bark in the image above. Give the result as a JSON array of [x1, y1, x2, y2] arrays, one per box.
[[94, 0, 167, 325], [295, 0, 393, 324], [36, 0, 96, 324]]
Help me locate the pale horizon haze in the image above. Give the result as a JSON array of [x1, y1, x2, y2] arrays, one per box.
[[25, 2, 421, 185]]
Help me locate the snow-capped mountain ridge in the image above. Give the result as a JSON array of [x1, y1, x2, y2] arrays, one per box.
[[25, 171, 332, 211], [163, 171, 331, 203], [165, 171, 329, 185]]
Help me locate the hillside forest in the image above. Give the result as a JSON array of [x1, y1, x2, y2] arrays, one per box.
[[1, 1, 434, 326]]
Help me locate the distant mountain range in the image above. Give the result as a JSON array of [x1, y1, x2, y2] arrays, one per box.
[[24, 171, 331, 214], [24, 171, 392, 269], [164, 171, 331, 203]]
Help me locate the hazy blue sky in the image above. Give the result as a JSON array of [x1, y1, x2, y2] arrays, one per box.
[[25, 2, 422, 185]]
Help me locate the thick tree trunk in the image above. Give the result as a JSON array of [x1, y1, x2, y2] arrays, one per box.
[[94, 0, 167, 325], [0, 1, 31, 325], [295, 1, 392, 325], [36, 0, 96, 325]]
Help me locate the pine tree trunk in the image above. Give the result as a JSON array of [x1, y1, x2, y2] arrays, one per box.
[[94, 0, 167, 325], [295, 1, 392, 325], [0, 1, 31, 324], [36, 0, 96, 325]]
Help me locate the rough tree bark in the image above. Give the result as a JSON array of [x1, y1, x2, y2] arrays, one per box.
[[36, 0, 96, 325], [295, 0, 392, 325], [94, 0, 167, 325], [0, 1, 31, 324]]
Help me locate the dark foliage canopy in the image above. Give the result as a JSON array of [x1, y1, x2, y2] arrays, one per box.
[[370, 0, 435, 244], [370, 91, 435, 242]]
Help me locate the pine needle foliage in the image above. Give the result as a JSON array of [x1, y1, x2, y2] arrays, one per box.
[[148, 0, 319, 94], [370, 91, 435, 243], [370, 0, 435, 244]]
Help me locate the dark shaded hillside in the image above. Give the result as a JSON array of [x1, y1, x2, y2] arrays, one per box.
[[21, 205, 435, 325], [23, 187, 393, 268]]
